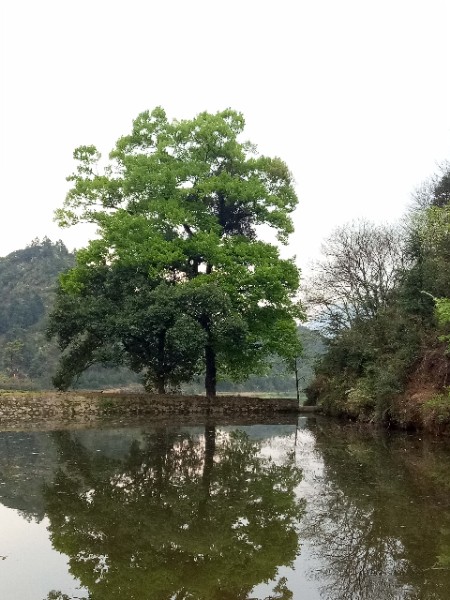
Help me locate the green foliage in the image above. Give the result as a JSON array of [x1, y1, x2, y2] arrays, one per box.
[[345, 380, 376, 419], [182, 324, 324, 396], [0, 240, 319, 394], [0, 238, 74, 387], [421, 391, 450, 432], [47, 266, 207, 392], [306, 299, 421, 418], [0, 239, 142, 390], [436, 297, 450, 324], [50, 107, 303, 394], [307, 163, 450, 425], [435, 297, 450, 349]]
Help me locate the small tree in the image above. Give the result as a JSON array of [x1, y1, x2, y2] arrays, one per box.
[[49, 107, 302, 395], [3, 339, 25, 377]]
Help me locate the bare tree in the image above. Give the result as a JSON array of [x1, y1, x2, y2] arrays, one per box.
[[410, 161, 450, 212], [304, 221, 407, 334]]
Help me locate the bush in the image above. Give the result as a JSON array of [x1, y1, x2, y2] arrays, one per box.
[[421, 391, 450, 433], [346, 380, 376, 420]]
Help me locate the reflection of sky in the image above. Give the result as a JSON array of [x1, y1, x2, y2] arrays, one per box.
[[252, 424, 325, 600], [0, 504, 86, 600]]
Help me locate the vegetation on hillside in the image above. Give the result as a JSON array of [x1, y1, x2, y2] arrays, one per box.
[[0, 238, 74, 389], [306, 163, 450, 433], [0, 239, 142, 390]]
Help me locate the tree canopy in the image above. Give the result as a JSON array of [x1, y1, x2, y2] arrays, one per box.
[[49, 107, 303, 395]]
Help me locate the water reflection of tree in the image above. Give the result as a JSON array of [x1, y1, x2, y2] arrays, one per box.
[[303, 421, 450, 600], [43, 426, 304, 600], [303, 483, 408, 599]]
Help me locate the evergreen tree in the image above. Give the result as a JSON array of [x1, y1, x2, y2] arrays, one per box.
[[50, 108, 303, 395]]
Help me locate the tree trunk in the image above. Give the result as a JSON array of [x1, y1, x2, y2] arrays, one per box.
[[156, 331, 166, 394], [203, 424, 216, 491], [199, 261, 216, 398], [156, 376, 166, 395], [205, 340, 217, 398], [198, 424, 216, 518]]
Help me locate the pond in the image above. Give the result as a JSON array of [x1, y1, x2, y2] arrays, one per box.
[[0, 416, 449, 600]]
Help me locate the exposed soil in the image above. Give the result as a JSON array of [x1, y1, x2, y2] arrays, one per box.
[[391, 344, 450, 435]]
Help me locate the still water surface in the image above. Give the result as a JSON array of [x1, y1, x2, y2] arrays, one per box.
[[0, 417, 449, 599]]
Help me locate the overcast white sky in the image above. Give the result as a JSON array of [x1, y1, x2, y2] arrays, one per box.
[[1, 0, 449, 273]]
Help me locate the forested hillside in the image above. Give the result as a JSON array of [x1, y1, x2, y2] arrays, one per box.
[[0, 239, 322, 394], [0, 238, 74, 388], [306, 163, 450, 433], [0, 239, 139, 390]]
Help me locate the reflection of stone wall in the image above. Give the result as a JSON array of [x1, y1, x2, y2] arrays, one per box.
[[0, 392, 311, 428]]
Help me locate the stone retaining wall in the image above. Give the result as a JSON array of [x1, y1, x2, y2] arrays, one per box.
[[0, 392, 305, 428]]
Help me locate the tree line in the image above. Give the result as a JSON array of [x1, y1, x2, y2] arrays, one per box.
[[305, 163, 450, 430], [0, 238, 321, 393], [3, 105, 447, 416]]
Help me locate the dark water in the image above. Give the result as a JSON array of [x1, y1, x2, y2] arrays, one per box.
[[0, 417, 449, 600]]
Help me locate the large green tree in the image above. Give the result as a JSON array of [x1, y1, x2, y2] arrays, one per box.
[[50, 108, 302, 395]]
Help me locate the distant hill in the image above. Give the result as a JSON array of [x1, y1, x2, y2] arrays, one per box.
[[0, 238, 142, 390], [0, 240, 324, 393], [0, 238, 74, 387]]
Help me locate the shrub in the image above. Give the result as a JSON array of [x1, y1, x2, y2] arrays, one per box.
[[346, 380, 376, 420], [421, 391, 450, 433]]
